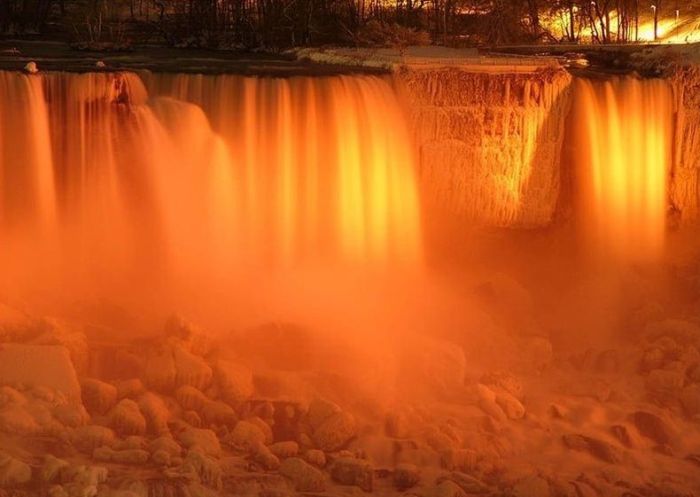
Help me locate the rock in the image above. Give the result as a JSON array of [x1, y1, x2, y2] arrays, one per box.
[[441, 449, 478, 472], [214, 361, 254, 404], [53, 403, 89, 428], [175, 385, 208, 412], [279, 457, 326, 492], [330, 457, 373, 491], [201, 400, 237, 427], [151, 449, 170, 466], [93, 447, 149, 464], [0, 404, 40, 434], [630, 411, 677, 446], [307, 398, 342, 429], [476, 383, 507, 422], [248, 416, 273, 443], [149, 436, 182, 457], [549, 403, 568, 419], [40, 455, 69, 483], [433, 479, 467, 497], [114, 435, 146, 450], [269, 441, 299, 458], [172, 344, 212, 390], [177, 428, 220, 457], [227, 420, 266, 451], [0, 345, 81, 403], [93, 446, 113, 462], [137, 392, 171, 435], [480, 371, 524, 399], [114, 379, 145, 400], [114, 449, 149, 464], [143, 348, 177, 392], [72, 425, 116, 453], [393, 462, 419, 490], [183, 410, 202, 428], [312, 411, 356, 451], [67, 465, 108, 496], [31, 385, 56, 403], [494, 389, 525, 420], [0, 453, 31, 486], [0, 386, 26, 407], [109, 399, 147, 436], [562, 434, 623, 463], [185, 450, 223, 490], [610, 424, 640, 448], [437, 472, 490, 494], [426, 424, 461, 452], [95, 61, 106, 68], [23, 61, 38, 74], [164, 315, 214, 357], [680, 384, 700, 417], [253, 443, 280, 470], [29, 318, 89, 374], [304, 449, 326, 467], [81, 378, 118, 416], [513, 476, 550, 497]]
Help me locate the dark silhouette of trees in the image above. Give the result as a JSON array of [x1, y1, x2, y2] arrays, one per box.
[[0, 0, 681, 47]]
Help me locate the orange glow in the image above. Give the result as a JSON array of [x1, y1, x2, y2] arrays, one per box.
[[0, 71, 422, 311], [572, 77, 672, 261]]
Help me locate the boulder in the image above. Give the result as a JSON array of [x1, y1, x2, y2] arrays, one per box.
[[214, 361, 254, 404], [562, 434, 623, 463], [0, 345, 80, 403], [109, 399, 147, 436], [72, 425, 116, 453], [0, 452, 31, 486], [306, 398, 342, 429], [269, 441, 299, 458], [177, 428, 220, 457], [393, 462, 420, 490], [227, 420, 266, 451], [279, 457, 326, 492], [630, 411, 678, 446], [330, 457, 373, 491], [81, 378, 117, 416], [312, 411, 356, 451], [172, 344, 213, 390]]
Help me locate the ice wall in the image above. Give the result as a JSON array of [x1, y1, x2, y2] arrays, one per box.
[[397, 66, 573, 227]]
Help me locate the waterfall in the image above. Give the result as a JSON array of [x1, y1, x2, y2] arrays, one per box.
[[571, 77, 673, 261], [0, 71, 422, 307]]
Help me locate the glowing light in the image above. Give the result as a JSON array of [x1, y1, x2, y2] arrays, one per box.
[[0, 71, 423, 306], [572, 78, 673, 261]]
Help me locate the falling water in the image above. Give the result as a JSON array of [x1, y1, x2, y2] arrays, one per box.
[[572, 77, 673, 261], [0, 71, 422, 312]]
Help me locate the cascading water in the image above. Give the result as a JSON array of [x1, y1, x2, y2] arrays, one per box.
[[571, 77, 674, 261], [0, 71, 422, 314]]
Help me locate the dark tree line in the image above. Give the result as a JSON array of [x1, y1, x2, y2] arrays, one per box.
[[0, 0, 680, 48]]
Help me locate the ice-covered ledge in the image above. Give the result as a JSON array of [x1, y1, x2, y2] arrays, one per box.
[[294, 46, 564, 74]]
